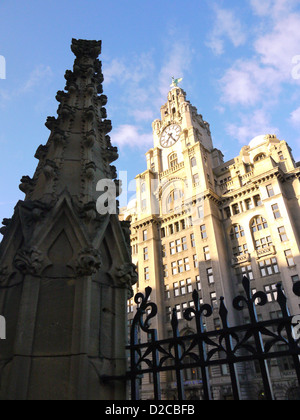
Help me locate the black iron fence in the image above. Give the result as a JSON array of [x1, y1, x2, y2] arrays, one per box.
[[127, 277, 300, 400]]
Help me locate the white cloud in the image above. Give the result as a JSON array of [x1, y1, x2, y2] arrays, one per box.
[[290, 107, 300, 126], [20, 65, 53, 93], [111, 124, 153, 149], [226, 109, 280, 144], [220, 4, 300, 107], [206, 6, 246, 55]]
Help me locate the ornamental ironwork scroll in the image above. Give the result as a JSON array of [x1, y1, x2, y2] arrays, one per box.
[[127, 277, 300, 401]]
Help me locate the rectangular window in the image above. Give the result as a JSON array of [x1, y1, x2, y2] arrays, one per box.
[[177, 259, 184, 274], [272, 203, 281, 219], [173, 282, 180, 297], [254, 195, 262, 207], [163, 264, 168, 278], [278, 226, 288, 242], [264, 284, 278, 302], [184, 257, 190, 271], [204, 246, 211, 261], [196, 275, 201, 291], [207, 268, 214, 284], [200, 225, 207, 239], [144, 267, 149, 281], [292, 275, 299, 284], [259, 258, 279, 277], [166, 306, 172, 321], [191, 233, 195, 248], [285, 249, 295, 267], [193, 254, 198, 269], [162, 244, 166, 258], [266, 184, 275, 197], [169, 224, 174, 235], [181, 236, 188, 251], [170, 241, 176, 255], [175, 239, 182, 253], [143, 230, 148, 241], [165, 284, 170, 300], [186, 278, 193, 294], [232, 203, 240, 215], [175, 304, 182, 320], [210, 292, 218, 308], [245, 198, 253, 210], [193, 174, 199, 184], [180, 280, 186, 295], [198, 206, 204, 219], [143, 247, 149, 261], [239, 265, 254, 281], [171, 261, 177, 276]]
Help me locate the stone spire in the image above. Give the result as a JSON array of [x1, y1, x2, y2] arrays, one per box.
[[0, 39, 137, 400]]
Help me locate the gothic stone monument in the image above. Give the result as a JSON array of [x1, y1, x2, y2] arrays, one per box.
[[0, 39, 137, 400]]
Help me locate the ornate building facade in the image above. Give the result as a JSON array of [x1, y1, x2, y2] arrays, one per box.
[[121, 85, 300, 400]]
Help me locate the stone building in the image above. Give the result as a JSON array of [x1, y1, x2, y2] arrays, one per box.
[[0, 39, 137, 400], [121, 84, 300, 400]]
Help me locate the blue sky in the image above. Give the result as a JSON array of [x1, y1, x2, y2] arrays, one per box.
[[0, 0, 300, 234]]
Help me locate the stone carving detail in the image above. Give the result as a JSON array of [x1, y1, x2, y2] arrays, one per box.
[[76, 247, 102, 276], [14, 247, 44, 276], [121, 221, 131, 253], [0, 218, 12, 236], [34, 145, 49, 160], [115, 262, 138, 297], [71, 39, 102, 59], [45, 116, 58, 130], [19, 176, 36, 194], [43, 160, 59, 180], [83, 130, 96, 148], [83, 162, 96, 180]]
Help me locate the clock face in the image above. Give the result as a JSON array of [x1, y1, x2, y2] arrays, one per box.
[[160, 124, 181, 148]]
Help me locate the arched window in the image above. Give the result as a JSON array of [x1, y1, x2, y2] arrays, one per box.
[[191, 157, 197, 167], [141, 183, 146, 193], [167, 189, 184, 212], [254, 153, 266, 162], [169, 152, 178, 168], [251, 216, 268, 233]]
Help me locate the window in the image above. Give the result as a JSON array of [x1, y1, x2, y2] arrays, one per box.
[[177, 259, 184, 274], [193, 174, 199, 184], [171, 261, 177, 276], [144, 267, 150, 281], [292, 275, 299, 284], [200, 225, 207, 239], [175, 239, 182, 253], [251, 216, 268, 233], [170, 241, 176, 255], [163, 265, 168, 278], [165, 285, 170, 300], [278, 226, 288, 242], [182, 236, 188, 251], [141, 199, 147, 209], [236, 265, 254, 282], [255, 236, 273, 250], [193, 254, 198, 269], [278, 151, 285, 161], [232, 203, 240, 215], [143, 247, 149, 261], [143, 230, 148, 241], [175, 304, 182, 320], [285, 250, 295, 267], [187, 278, 193, 294], [207, 268, 214, 284], [162, 244, 166, 258], [245, 198, 253, 210], [166, 306, 172, 321], [141, 183, 146, 193], [272, 204, 281, 219], [127, 299, 134, 314], [232, 244, 248, 256], [204, 246, 211, 261], [210, 292, 218, 308], [184, 257, 190, 271], [191, 157, 197, 167], [198, 206, 204, 219], [230, 225, 245, 240], [161, 227, 165, 238], [266, 184, 275, 197], [191, 233, 195, 248], [180, 280, 186, 295], [169, 152, 178, 168], [259, 258, 279, 277], [264, 284, 278, 302], [173, 282, 180, 297], [254, 195, 262, 207], [196, 275, 201, 291]]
